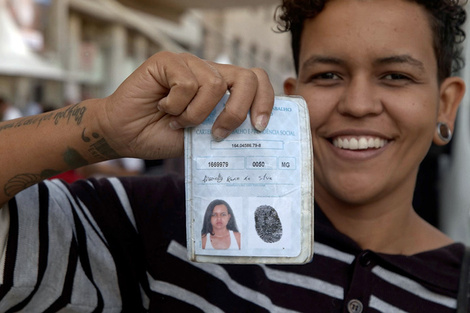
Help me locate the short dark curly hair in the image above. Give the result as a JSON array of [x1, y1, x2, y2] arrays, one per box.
[[276, 0, 467, 82]]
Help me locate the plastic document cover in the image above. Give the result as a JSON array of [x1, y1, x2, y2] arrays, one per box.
[[185, 95, 313, 264]]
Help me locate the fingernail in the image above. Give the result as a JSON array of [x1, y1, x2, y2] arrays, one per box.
[[255, 114, 269, 131], [169, 121, 181, 130], [213, 128, 231, 141]]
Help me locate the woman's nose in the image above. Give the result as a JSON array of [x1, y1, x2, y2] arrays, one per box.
[[337, 76, 383, 117]]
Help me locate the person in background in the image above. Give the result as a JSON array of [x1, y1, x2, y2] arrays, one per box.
[[0, 96, 22, 121]]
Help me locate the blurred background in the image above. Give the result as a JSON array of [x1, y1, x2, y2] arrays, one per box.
[[0, 0, 292, 110], [0, 0, 469, 244]]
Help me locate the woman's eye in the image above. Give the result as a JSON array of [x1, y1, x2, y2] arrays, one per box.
[[383, 73, 410, 80], [306, 72, 342, 86], [212, 213, 227, 217], [381, 73, 416, 86], [314, 72, 340, 80]]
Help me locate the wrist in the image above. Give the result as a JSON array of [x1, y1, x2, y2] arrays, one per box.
[[75, 98, 123, 164]]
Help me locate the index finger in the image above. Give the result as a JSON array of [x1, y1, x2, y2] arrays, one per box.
[[209, 64, 275, 141]]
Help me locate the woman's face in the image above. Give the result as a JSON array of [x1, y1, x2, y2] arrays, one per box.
[[286, 0, 447, 207], [211, 204, 231, 230]]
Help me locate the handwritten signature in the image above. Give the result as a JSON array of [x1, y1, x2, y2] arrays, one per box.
[[202, 173, 273, 183]]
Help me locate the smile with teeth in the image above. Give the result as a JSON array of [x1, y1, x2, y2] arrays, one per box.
[[332, 137, 388, 150]]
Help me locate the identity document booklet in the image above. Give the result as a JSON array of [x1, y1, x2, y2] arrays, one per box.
[[185, 95, 313, 264]]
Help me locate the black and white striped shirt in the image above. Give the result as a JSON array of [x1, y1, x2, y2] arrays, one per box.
[[0, 174, 464, 312]]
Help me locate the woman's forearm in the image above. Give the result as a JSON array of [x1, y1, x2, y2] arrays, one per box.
[[0, 99, 114, 205]]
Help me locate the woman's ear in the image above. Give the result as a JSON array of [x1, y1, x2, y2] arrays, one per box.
[[283, 77, 298, 95], [434, 77, 466, 145]]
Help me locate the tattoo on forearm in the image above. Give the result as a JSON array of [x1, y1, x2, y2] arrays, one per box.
[[81, 128, 100, 142], [0, 102, 87, 135], [0, 112, 54, 133], [2, 105, 123, 198], [4, 170, 60, 197], [64, 147, 89, 168], [90, 138, 121, 159], [3, 148, 90, 197], [82, 128, 121, 159], [53, 103, 87, 125]]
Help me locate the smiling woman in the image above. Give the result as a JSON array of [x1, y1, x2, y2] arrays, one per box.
[[282, 0, 465, 255], [276, 0, 467, 311]]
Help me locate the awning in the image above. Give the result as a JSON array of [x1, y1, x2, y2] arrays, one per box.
[[0, 53, 63, 80], [115, 0, 278, 20]]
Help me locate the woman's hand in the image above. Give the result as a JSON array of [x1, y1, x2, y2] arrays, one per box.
[[98, 52, 275, 160]]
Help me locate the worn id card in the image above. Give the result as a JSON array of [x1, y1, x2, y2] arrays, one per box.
[[185, 95, 313, 264]]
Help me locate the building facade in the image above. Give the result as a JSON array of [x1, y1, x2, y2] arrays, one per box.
[[198, 5, 294, 94], [0, 0, 202, 111], [1, 0, 293, 113]]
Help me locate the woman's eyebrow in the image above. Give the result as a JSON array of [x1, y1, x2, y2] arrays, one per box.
[[300, 54, 426, 73], [375, 55, 426, 72], [300, 55, 344, 71]]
